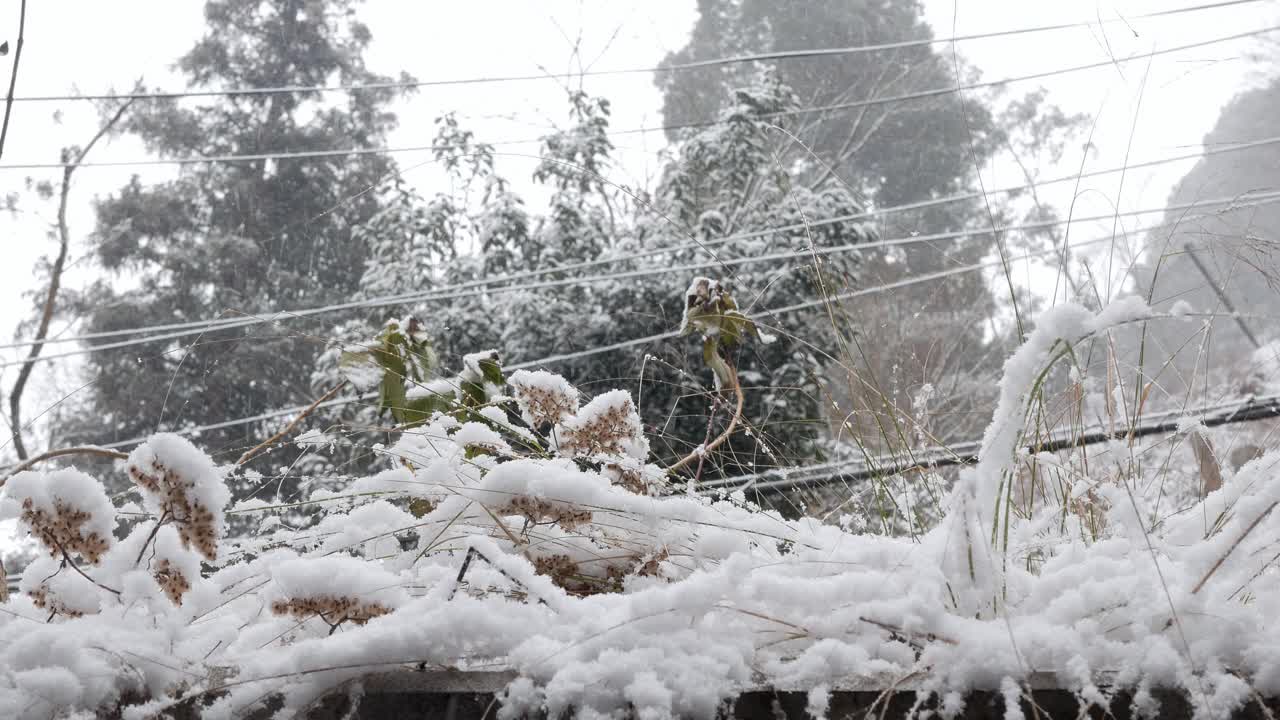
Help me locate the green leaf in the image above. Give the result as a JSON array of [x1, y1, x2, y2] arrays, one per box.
[[703, 337, 733, 388], [408, 498, 435, 518], [380, 371, 409, 424], [460, 380, 487, 408], [478, 356, 504, 387]]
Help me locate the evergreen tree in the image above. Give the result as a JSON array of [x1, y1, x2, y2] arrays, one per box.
[[65, 0, 411, 462], [655, 0, 1082, 454]]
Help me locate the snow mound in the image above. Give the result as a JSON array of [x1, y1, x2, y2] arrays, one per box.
[[1, 469, 115, 564], [127, 434, 231, 561]]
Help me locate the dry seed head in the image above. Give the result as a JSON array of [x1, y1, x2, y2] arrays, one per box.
[[129, 460, 221, 561], [2, 469, 116, 566], [602, 461, 663, 496], [154, 558, 192, 606], [633, 550, 671, 582], [509, 370, 580, 428], [270, 595, 392, 626], [557, 390, 647, 460], [29, 584, 86, 619], [499, 495, 592, 530], [533, 553, 625, 595], [20, 498, 111, 564]]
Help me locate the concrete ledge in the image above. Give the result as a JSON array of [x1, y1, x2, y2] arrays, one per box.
[[288, 670, 1280, 719]]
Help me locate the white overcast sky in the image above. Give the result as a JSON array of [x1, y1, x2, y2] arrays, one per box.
[[0, 0, 1278, 550]]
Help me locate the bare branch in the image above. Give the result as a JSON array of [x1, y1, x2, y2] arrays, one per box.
[[668, 367, 745, 476], [8, 96, 137, 459], [236, 381, 347, 466], [1, 446, 130, 487], [0, 0, 27, 160]]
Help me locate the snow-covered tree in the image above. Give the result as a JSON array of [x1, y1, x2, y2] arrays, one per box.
[[60, 0, 413, 464]]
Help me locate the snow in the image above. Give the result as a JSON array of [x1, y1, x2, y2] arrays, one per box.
[[4, 299, 1280, 719], [267, 554, 409, 613], [406, 377, 454, 401], [294, 428, 333, 452], [679, 276, 720, 336], [509, 369, 580, 427], [1248, 340, 1280, 393], [461, 349, 500, 383], [452, 421, 512, 454], [555, 389, 650, 461], [126, 433, 232, 560], [0, 469, 116, 564]]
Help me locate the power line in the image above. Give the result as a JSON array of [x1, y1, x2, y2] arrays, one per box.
[[67, 220, 1227, 451], [0, 390, 1238, 600], [3, 23, 1277, 172], [8, 0, 1265, 105], [4, 186, 1276, 359], [757, 24, 1280, 129], [700, 387, 1244, 491], [704, 392, 1280, 495]]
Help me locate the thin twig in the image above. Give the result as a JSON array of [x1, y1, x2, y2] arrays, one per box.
[[133, 511, 171, 567], [1, 446, 129, 487], [668, 366, 745, 475], [859, 615, 957, 647], [691, 394, 722, 486], [1191, 501, 1278, 596], [8, 92, 137, 459], [53, 539, 120, 597], [237, 381, 346, 466], [0, 0, 27, 159], [447, 547, 480, 601]]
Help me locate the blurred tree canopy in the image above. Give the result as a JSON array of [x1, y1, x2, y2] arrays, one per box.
[[654, 0, 1084, 455], [52, 0, 1088, 491], [63, 0, 411, 463], [1129, 75, 1280, 404]]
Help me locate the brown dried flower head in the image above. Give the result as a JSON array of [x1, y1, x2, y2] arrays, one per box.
[[603, 461, 663, 496], [532, 553, 617, 595], [509, 370, 580, 429], [270, 595, 392, 627], [29, 584, 86, 619], [129, 459, 220, 561], [154, 558, 192, 606], [500, 495, 592, 530], [20, 498, 111, 565], [557, 391, 646, 459], [633, 550, 669, 579]]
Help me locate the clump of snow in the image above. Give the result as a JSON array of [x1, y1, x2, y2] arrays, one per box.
[[1, 469, 116, 564], [509, 370, 580, 428], [555, 389, 649, 461], [679, 276, 721, 336], [20, 554, 104, 617], [267, 555, 408, 630], [127, 433, 231, 561], [406, 378, 455, 401], [452, 421, 512, 455], [1247, 339, 1280, 394], [461, 350, 500, 382], [9, 299, 1280, 720], [337, 343, 385, 390], [294, 428, 334, 453]]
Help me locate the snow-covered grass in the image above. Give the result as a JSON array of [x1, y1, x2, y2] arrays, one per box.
[[1, 293, 1279, 719]]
